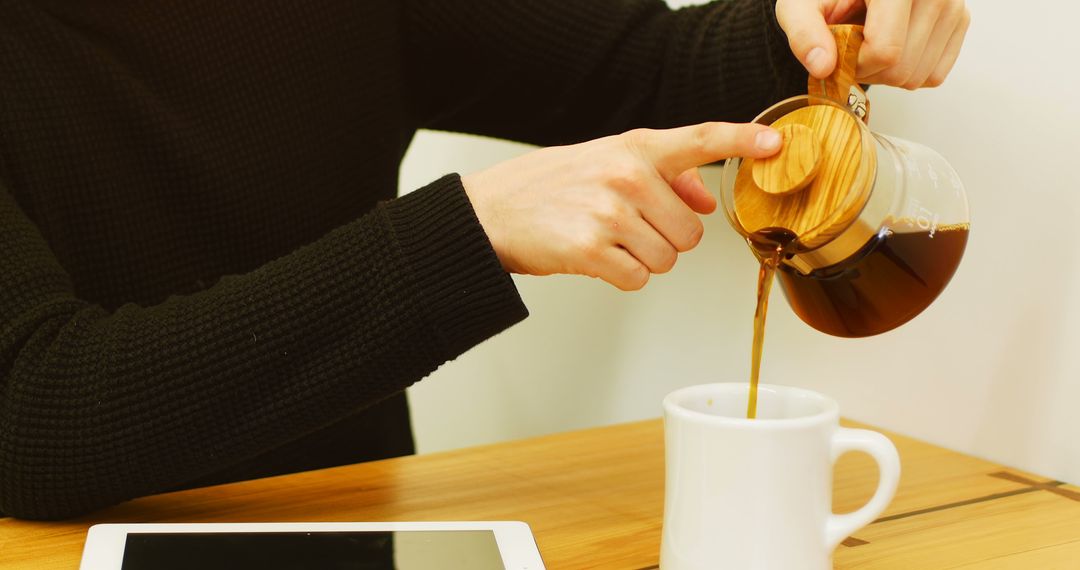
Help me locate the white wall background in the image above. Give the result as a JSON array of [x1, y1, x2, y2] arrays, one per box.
[[402, 0, 1080, 485]]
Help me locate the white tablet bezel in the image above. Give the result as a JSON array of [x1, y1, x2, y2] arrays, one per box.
[[80, 521, 545, 570]]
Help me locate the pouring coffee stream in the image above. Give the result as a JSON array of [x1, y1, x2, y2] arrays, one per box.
[[723, 25, 971, 418]]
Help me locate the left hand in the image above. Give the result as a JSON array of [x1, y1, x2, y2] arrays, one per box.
[[775, 0, 971, 89], [461, 122, 782, 291]]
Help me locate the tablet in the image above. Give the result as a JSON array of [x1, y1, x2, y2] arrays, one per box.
[[80, 521, 546, 570]]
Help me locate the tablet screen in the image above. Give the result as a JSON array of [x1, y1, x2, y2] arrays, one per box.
[[121, 531, 506, 570]]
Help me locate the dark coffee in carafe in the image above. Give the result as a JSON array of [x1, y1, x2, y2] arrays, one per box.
[[723, 26, 970, 418], [776, 224, 968, 338]]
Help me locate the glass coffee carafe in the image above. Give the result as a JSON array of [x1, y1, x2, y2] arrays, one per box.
[[719, 25, 969, 338]]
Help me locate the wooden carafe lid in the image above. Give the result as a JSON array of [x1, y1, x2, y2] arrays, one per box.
[[733, 25, 877, 251]]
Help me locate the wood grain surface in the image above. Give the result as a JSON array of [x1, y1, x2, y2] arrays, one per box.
[[752, 123, 823, 196], [2, 419, 1077, 569], [734, 103, 874, 250], [733, 24, 879, 252], [808, 25, 867, 117]]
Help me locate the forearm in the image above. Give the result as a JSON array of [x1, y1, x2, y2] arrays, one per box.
[[402, 0, 806, 145], [0, 175, 527, 520]]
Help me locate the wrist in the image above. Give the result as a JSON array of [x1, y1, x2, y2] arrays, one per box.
[[460, 171, 515, 274]]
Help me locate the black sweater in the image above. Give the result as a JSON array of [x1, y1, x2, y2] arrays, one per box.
[[0, 0, 805, 520]]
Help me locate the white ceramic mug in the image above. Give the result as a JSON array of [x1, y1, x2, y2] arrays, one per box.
[[661, 383, 900, 570]]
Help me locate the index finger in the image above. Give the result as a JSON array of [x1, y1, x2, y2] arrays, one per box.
[[860, 0, 913, 77], [632, 122, 781, 181]]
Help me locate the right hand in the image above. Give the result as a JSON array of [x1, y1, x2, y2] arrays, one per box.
[[776, 0, 971, 89], [461, 122, 782, 291]]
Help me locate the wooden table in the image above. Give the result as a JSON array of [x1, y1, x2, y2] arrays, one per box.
[[2, 419, 1078, 569]]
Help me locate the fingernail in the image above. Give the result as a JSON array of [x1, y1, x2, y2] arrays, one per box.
[[806, 47, 827, 76], [755, 129, 782, 152]]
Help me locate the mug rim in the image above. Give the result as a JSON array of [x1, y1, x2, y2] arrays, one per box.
[[663, 382, 839, 429]]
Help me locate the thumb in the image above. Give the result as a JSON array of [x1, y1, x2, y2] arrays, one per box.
[[776, 0, 837, 78]]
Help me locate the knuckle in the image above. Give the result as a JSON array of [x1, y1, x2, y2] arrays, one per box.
[[595, 195, 630, 227], [578, 254, 604, 279], [943, 0, 966, 19], [605, 159, 647, 192], [956, 8, 972, 34], [671, 218, 705, 252], [924, 73, 946, 88], [622, 128, 652, 150], [576, 234, 607, 265], [870, 45, 904, 69], [882, 65, 915, 87], [656, 249, 678, 274], [787, 28, 820, 54], [686, 221, 705, 250], [583, 157, 616, 184], [619, 265, 650, 291], [689, 123, 714, 154]]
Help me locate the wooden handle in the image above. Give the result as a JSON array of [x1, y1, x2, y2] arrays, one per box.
[[809, 25, 869, 122]]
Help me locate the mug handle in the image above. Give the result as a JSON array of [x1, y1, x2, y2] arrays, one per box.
[[824, 428, 901, 551]]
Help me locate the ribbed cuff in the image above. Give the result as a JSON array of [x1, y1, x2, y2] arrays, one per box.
[[380, 174, 529, 358]]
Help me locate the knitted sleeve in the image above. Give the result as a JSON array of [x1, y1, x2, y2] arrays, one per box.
[[401, 0, 807, 145], [0, 174, 528, 520]]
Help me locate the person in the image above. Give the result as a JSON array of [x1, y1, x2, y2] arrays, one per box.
[[0, 0, 968, 520]]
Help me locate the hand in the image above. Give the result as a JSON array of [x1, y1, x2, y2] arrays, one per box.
[[776, 0, 971, 89], [461, 123, 782, 291]]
